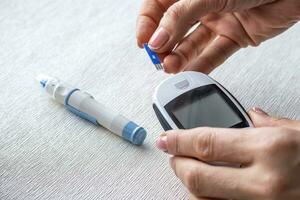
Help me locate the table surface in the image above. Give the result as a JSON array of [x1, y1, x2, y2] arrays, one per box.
[[1, 0, 300, 199]]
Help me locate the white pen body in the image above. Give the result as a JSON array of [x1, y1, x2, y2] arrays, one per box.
[[38, 75, 146, 145], [67, 90, 129, 137]]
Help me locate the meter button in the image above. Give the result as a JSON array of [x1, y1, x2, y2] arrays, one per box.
[[175, 80, 189, 89]]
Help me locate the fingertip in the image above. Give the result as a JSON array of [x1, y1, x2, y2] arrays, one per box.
[[156, 135, 168, 152], [163, 54, 182, 74], [169, 156, 176, 170], [248, 107, 269, 117], [137, 40, 143, 49], [184, 58, 214, 74], [248, 107, 271, 127], [136, 17, 157, 49], [248, 109, 261, 126]]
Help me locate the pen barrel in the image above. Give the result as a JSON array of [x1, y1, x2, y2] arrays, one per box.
[[67, 90, 146, 145]]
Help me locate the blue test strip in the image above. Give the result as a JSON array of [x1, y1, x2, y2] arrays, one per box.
[[144, 43, 164, 70]]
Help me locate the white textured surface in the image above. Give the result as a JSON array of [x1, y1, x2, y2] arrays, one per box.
[[0, 0, 300, 199]]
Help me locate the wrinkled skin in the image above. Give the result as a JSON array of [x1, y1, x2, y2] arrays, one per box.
[[156, 108, 300, 200], [136, 0, 300, 73], [137, 1, 300, 199]]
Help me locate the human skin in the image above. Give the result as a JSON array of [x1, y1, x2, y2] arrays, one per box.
[[136, 1, 300, 199], [136, 0, 300, 73], [156, 108, 300, 199]]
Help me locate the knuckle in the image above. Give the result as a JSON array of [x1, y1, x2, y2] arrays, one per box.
[[184, 168, 201, 194], [165, 3, 185, 23], [172, 132, 181, 154], [200, 0, 228, 12], [168, 130, 190, 155], [258, 173, 287, 200], [184, 36, 198, 54], [270, 117, 289, 126], [263, 128, 298, 155], [193, 128, 216, 161], [221, 0, 238, 11]]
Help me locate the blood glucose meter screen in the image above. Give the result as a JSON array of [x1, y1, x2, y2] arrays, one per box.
[[170, 87, 243, 128]]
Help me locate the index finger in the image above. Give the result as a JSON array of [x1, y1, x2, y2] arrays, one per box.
[[136, 0, 177, 48], [170, 156, 253, 199], [164, 127, 255, 164]]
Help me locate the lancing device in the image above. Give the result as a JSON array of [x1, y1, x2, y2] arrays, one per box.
[[36, 74, 147, 145]]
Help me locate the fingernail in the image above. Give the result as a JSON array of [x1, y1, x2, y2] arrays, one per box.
[[156, 135, 167, 152], [149, 27, 169, 50], [252, 107, 268, 115], [160, 132, 167, 137]]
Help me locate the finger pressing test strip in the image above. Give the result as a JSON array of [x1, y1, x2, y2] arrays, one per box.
[[36, 74, 147, 145], [144, 43, 164, 71]]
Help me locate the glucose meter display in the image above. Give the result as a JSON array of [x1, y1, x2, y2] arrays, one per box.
[[167, 85, 244, 129]]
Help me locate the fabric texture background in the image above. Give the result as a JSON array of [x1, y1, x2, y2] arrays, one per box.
[[1, 0, 300, 199]]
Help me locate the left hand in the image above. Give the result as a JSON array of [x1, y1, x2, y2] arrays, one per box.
[[156, 107, 300, 200]]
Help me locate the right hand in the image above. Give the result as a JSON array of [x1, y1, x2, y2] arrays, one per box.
[[136, 0, 300, 73], [156, 108, 300, 199]]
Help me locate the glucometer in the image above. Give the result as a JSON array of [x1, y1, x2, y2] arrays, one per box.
[[153, 71, 252, 130]]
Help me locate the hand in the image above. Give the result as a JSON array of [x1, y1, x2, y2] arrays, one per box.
[[137, 0, 300, 73], [156, 108, 300, 200]]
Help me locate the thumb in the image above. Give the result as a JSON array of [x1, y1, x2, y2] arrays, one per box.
[[249, 107, 300, 131], [148, 0, 275, 52]]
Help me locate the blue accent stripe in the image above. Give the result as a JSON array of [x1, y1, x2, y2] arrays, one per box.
[[144, 43, 161, 65], [122, 121, 147, 145], [64, 89, 98, 125]]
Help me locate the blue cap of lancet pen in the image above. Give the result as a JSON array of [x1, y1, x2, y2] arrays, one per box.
[[122, 121, 147, 145], [36, 74, 147, 145]]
